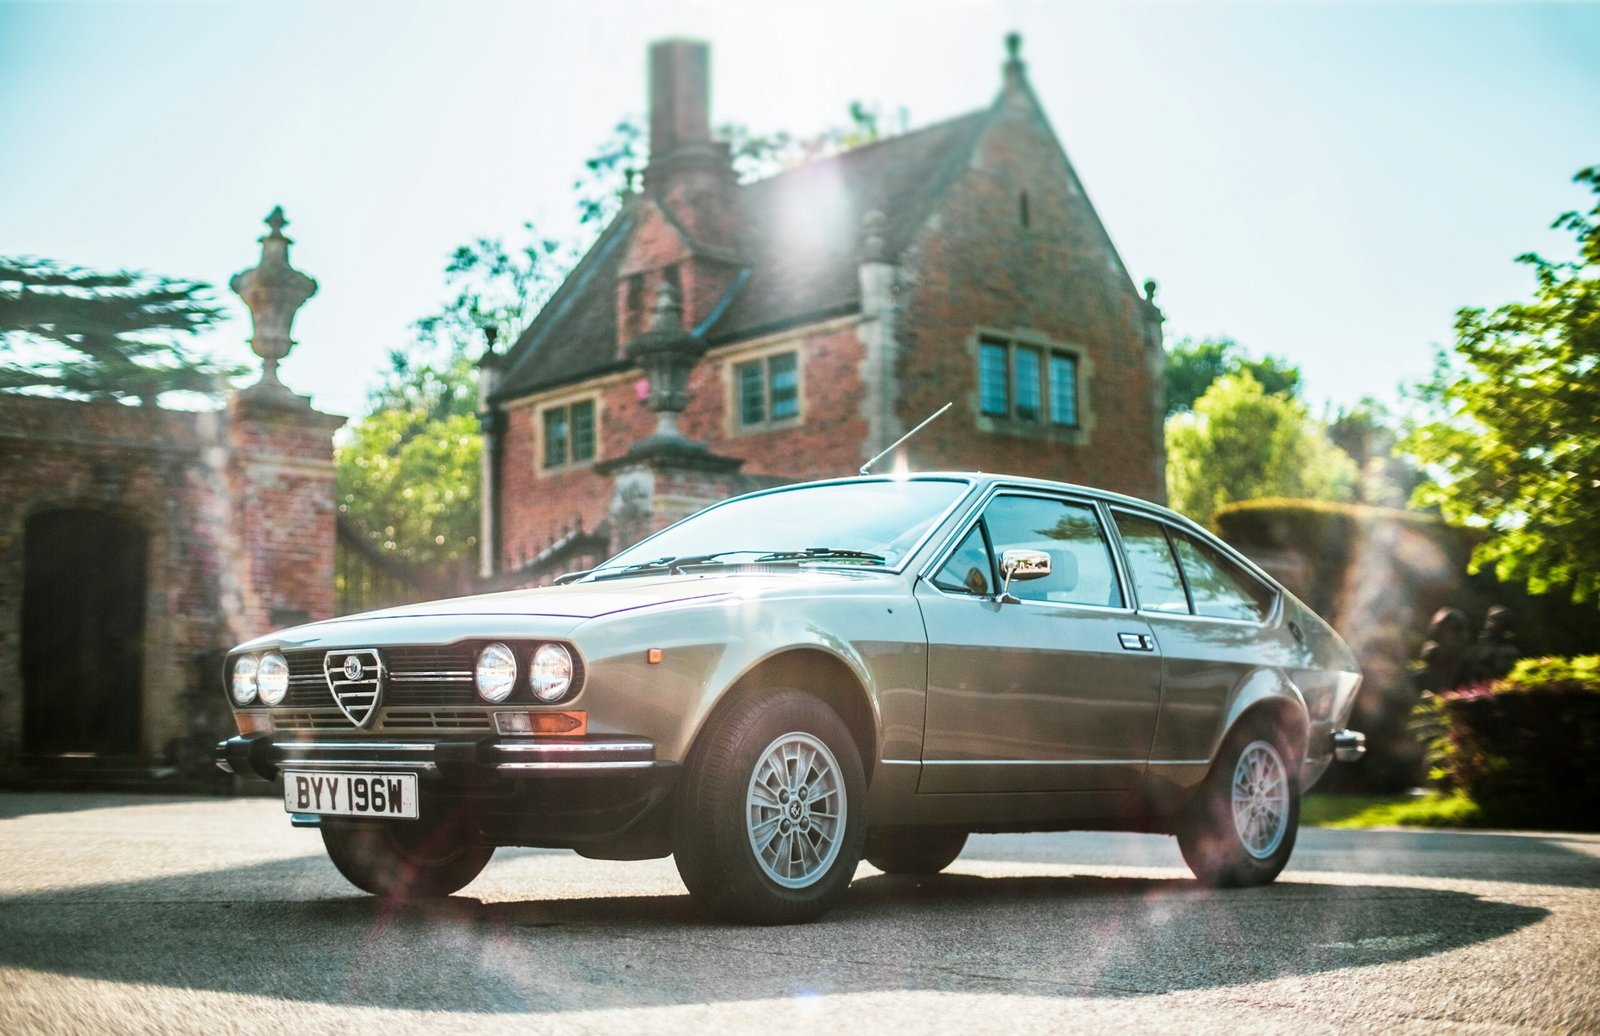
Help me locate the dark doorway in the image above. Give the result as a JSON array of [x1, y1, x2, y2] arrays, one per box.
[[22, 509, 147, 756]]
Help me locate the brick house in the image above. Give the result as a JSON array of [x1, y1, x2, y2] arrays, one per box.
[[481, 35, 1165, 581]]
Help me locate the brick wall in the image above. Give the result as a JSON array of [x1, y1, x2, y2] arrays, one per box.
[[893, 87, 1164, 501], [0, 393, 340, 772], [497, 321, 869, 570]]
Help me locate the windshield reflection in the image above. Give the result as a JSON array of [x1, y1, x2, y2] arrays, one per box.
[[589, 479, 971, 578]]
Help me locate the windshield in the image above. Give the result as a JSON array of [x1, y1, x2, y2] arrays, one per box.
[[589, 479, 971, 578]]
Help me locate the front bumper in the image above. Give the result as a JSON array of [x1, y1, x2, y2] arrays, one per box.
[[215, 733, 658, 782]]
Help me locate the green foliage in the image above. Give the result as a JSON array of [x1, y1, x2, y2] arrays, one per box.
[[1423, 655, 1600, 830], [1166, 372, 1358, 527], [336, 407, 480, 571], [1406, 167, 1600, 604], [1163, 336, 1301, 416], [338, 226, 574, 569], [1299, 791, 1482, 829], [1496, 654, 1600, 696], [1327, 398, 1423, 507], [0, 256, 239, 406]]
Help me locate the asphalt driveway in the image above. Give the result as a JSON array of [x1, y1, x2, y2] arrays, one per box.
[[0, 793, 1595, 1033]]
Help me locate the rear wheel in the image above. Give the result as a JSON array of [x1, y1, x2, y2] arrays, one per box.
[[1177, 714, 1301, 888], [321, 812, 493, 899], [673, 689, 866, 924], [864, 827, 968, 875]]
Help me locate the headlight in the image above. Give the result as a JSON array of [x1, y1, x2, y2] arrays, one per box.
[[257, 651, 289, 705], [530, 643, 574, 702], [231, 655, 259, 705], [475, 642, 518, 703]]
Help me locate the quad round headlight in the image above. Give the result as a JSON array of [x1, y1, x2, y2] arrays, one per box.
[[257, 651, 289, 705], [231, 654, 259, 705], [475, 642, 518, 703], [530, 643, 574, 702]]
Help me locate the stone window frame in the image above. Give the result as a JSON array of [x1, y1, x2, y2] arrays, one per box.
[[723, 342, 805, 436], [970, 327, 1093, 446], [537, 393, 602, 474]]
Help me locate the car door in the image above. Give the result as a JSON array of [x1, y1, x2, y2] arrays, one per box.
[[915, 492, 1163, 794], [1108, 509, 1283, 766]]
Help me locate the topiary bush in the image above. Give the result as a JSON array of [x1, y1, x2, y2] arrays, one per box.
[[1427, 656, 1600, 830]]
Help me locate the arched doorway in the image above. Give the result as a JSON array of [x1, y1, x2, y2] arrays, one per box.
[[22, 508, 147, 757]]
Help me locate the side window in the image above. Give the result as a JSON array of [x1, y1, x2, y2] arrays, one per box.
[[983, 496, 1124, 607], [1112, 513, 1190, 614], [1172, 533, 1275, 622], [933, 524, 993, 596]]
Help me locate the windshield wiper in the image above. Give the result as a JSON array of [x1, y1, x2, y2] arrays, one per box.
[[588, 550, 767, 580], [752, 547, 887, 565], [585, 547, 888, 581]]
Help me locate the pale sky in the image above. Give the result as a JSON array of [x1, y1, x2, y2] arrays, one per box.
[[3, 0, 1597, 419]]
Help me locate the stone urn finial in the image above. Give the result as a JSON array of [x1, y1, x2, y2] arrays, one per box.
[[231, 206, 318, 404], [626, 281, 706, 442]]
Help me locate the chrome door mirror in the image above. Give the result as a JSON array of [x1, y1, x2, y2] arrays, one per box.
[[998, 548, 1051, 603]]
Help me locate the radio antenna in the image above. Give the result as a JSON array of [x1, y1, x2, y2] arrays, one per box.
[[859, 402, 952, 475]]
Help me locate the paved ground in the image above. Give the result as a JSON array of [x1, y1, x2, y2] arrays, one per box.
[[0, 793, 1596, 1034]]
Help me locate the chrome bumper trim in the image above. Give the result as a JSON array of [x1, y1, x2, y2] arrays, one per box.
[[497, 761, 656, 772], [279, 758, 439, 772], [1332, 728, 1367, 763], [496, 741, 653, 755], [276, 741, 436, 753]]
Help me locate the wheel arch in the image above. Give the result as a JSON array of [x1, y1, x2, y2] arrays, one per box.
[[1223, 675, 1311, 766], [690, 647, 881, 784]]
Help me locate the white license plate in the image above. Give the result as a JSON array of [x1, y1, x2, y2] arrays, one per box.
[[283, 771, 419, 818]]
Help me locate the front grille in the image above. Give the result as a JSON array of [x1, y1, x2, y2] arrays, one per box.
[[282, 646, 475, 709], [272, 710, 350, 731], [378, 709, 493, 732]]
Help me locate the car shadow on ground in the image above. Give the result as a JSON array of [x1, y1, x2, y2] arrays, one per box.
[[0, 857, 1551, 1014]]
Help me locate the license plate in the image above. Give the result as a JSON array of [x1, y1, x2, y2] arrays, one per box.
[[282, 771, 418, 818]]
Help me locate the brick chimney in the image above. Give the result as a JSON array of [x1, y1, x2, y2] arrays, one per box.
[[619, 39, 741, 346]]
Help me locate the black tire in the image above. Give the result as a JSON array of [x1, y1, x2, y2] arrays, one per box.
[[672, 688, 867, 924], [864, 827, 968, 875], [321, 812, 493, 899], [1177, 713, 1301, 888]]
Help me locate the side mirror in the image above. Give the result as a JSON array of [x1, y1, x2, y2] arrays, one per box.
[[997, 548, 1051, 603]]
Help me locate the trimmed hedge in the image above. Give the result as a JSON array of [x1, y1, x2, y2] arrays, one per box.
[[1427, 656, 1600, 830]]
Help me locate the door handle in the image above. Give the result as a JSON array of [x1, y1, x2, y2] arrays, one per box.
[[1118, 633, 1155, 652]]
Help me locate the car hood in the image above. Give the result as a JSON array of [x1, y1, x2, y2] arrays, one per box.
[[235, 569, 890, 652]]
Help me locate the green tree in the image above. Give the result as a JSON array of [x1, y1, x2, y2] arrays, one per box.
[[1167, 371, 1358, 525], [0, 257, 238, 406], [1164, 336, 1302, 417], [336, 224, 575, 571], [1328, 397, 1423, 508], [1407, 167, 1600, 604]]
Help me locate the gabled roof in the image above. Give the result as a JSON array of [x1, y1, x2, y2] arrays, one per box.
[[493, 207, 637, 400], [493, 108, 992, 402]]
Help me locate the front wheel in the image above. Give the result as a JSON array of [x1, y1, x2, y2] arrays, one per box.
[[673, 689, 867, 924], [1177, 715, 1300, 888], [321, 813, 493, 899]]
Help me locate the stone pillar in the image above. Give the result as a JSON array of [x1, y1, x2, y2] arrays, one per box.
[[596, 279, 742, 553], [225, 208, 345, 639]]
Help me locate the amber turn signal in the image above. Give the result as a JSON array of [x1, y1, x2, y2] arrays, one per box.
[[234, 712, 274, 736], [647, 648, 663, 664]]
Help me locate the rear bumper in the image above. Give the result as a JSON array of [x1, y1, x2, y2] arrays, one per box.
[[1331, 728, 1367, 763], [215, 733, 658, 782]]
